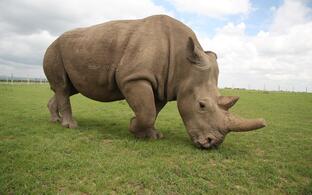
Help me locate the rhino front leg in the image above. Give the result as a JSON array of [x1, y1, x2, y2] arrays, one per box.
[[129, 100, 166, 139], [123, 81, 163, 139]]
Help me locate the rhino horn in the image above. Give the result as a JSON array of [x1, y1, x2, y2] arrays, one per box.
[[227, 114, 266, 132], [218, 96, 239, 110]]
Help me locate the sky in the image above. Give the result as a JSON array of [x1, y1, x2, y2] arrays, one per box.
[[0, 0, 311, 91]]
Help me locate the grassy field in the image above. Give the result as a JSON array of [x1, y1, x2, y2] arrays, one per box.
[[0, 84, 311, 194]]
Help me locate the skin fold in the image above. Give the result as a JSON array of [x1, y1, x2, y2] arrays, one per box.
[[43, 15, 266, 149]]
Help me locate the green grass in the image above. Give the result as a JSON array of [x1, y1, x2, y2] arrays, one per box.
[[0, 84, 311, 194]]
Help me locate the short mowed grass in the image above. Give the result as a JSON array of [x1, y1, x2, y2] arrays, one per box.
[[0, 84, 311, 194]]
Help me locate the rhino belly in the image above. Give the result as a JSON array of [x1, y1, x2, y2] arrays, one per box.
[[62, 53, 124, 102]]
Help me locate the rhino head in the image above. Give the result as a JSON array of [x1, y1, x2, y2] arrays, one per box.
[[177, 38, 266, 149]]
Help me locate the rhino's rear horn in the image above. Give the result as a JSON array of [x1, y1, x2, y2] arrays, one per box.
[[218, 96, 239, 110]]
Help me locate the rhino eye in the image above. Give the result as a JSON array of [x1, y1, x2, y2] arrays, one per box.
[[199, 102, 206, 109], [198, 99, 215, 112]]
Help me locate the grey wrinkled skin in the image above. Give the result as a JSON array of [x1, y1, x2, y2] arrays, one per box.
[[43, 15, 266, 149]]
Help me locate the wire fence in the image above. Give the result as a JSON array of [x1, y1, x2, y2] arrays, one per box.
[[0, 78, 48, 84], [0, 76, 310, 93], [223, 83, 311, 93]]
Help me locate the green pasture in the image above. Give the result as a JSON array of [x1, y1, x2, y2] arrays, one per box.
[[0, 84, 311, 194]]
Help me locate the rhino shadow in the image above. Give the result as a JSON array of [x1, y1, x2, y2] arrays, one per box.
[[76, 117, 131, 139], [74, 116, 249, 157]]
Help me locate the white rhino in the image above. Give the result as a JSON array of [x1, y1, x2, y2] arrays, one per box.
[[43, 15, 266, 149]]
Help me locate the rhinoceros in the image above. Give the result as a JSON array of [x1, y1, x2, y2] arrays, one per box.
[[43, 15, 266, 149]]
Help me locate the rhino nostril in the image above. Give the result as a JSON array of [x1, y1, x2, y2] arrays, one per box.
[[194, 137, 217, 149], [207, 137, 213, 144]]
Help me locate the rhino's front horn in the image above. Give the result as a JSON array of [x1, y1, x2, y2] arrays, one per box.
[[227, 114, 266, 132], [218, 96, 239, 110]]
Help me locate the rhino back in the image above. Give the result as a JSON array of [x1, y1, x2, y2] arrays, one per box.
[[54, 20, 134, 101], [114, 15, 199, 101], [56, 15, 198, 102]]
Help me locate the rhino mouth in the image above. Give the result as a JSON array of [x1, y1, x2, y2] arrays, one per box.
[[193, 136, 224, 149]]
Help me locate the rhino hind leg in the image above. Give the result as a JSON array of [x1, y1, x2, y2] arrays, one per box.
[[123, 81, 164, 139], [55, 87, 78, 129], [47, 95, 61, 123], [47, 78, 78, 128], [44, 42, 78, 128]]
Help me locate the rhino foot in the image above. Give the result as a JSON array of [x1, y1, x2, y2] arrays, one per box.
[[129, 117, 163, 139], [50, 116, 61, 123], [132, 129, 164, 139], [61, 119, 78, 129]]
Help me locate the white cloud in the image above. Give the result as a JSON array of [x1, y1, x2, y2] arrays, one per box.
[[0, 61, 45, 79], [0, 0, 170, 77], [0, 31, 56, 65], [168, 0, 251, 18], [200, 0, 312, 91], [0, 0, 311, 92], [0, 0, 169, 35], [270, 0, 312, 33]]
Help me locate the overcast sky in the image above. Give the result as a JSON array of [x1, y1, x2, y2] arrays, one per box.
[[0, 0, 311, 91]]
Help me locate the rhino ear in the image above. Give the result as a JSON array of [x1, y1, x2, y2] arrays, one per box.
[[187, 37, 201, 64], [218, 96, 239, 110]]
